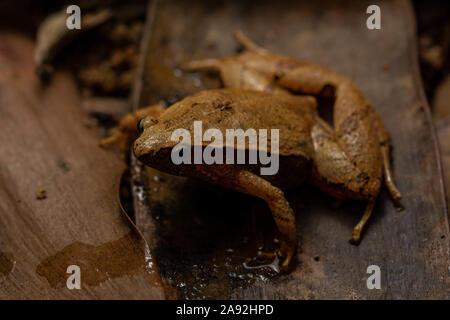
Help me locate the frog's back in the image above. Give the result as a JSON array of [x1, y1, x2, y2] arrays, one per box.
[[159, 89, 316, 158]]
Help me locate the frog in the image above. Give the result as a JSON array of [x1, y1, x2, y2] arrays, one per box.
[[133, 88, 317, 272], [101, 31, 402, 272], [181, 31, 402, 240]]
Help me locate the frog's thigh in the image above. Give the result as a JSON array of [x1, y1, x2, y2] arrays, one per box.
[[277, 64, 342, 95], [230, 170, 297, 270], [310, 119, 371, 199], [311, 120, 379, 244]]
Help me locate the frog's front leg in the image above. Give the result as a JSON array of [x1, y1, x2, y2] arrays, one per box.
[[198, 165, 297, 272], [227, 170, 297, 272], [99, 104, 165, 152]]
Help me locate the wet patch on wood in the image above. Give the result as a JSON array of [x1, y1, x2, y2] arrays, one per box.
[[36, 232, 161, 288]]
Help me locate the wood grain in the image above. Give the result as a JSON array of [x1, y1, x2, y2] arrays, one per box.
[[0, 33, 165, 299]]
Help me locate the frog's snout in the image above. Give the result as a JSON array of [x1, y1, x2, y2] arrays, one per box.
[[133, 130, 167, 160], [133, 135, 148, 159]]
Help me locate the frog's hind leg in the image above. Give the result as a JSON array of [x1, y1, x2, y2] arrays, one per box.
[[310, 117, 380, 244], [279, 67, 402, 202], [371, 110, 402, 201], [233, 30, 268, 54], [349, 199, 376, 245], [381, 144, 402, 201]]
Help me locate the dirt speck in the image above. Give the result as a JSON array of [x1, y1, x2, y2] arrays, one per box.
[[36, 189, 47, 200], [57, 160, 70, 172], [0, 252, 15, 283]]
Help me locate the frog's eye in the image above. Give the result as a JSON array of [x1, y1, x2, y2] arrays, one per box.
[[137, 118, 145, 134]]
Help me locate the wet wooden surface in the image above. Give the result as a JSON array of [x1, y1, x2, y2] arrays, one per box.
[[133, 0, 449, 299], [0, 33, 165, 299]]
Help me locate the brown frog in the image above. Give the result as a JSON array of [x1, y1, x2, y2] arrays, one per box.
[[101, 32, 402, 272]]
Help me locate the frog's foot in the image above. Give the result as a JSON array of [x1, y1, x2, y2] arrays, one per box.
[[244, 240, 295, 273], [278, 239, 296, 272], [349, 230, 361, 245], [380, 142, 402, 202], [99, 130, 127, 148], [245, 250, 276, 266], [243, 250, 280, 273], [349, 199, 376, 245]]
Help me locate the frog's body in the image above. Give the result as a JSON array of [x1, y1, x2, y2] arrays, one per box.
[[134, 89, 316, 188], [102, 32, 402, 272], [183, 31, 401, 205]]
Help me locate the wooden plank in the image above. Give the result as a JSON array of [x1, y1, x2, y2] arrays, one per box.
[[134, 0, 449, 299], [0, 33, 165, 299], [436, 118, 450, 212]]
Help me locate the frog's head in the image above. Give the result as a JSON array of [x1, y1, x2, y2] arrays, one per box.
[[133, 116, 178, 170]]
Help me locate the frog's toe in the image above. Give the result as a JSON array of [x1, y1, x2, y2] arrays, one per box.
[[278, 240, 295, 273], [349, 232, 362, 245], [257, 250, 276, 260], [280, 258, 290, 273]]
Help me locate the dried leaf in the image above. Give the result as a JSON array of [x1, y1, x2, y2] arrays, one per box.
[[34, 8, 111, 76]]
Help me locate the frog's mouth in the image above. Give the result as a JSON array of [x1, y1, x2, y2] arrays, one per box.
[[134, 137, 158, 159], [134, 146, 189, 177], [133, 132, 176, 160]]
